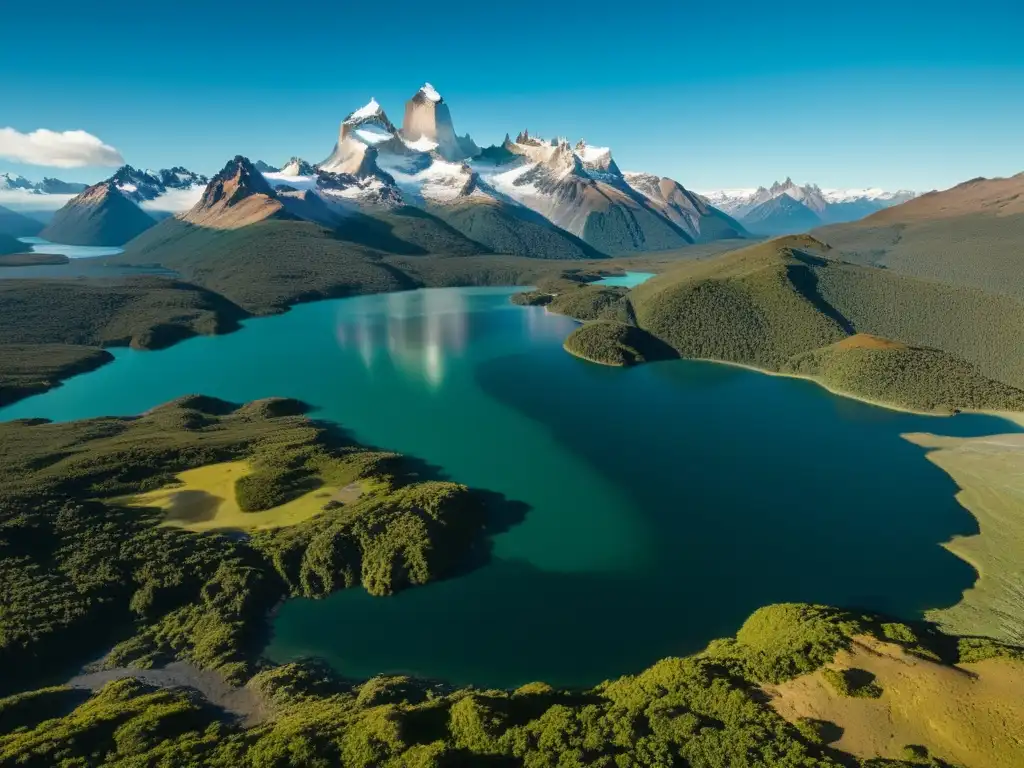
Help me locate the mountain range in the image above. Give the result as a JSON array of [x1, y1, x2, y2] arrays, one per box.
[[37, 166, 210, 245], [700, 179, 917, 235], [18, 84, 931, 255], [0, 172, 88, 196], [36, 84, 747, 255]]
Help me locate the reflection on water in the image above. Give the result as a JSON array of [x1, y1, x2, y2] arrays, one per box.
[[335, 288, 470, 387], [333, 287, 566, 389]]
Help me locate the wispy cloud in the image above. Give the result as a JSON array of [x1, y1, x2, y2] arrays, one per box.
[[0, 127, 124, 168], [0, 189, 76, 211]]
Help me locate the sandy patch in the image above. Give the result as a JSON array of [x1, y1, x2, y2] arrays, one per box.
[[122, 461, 349, 532], [764, 636, 1024, 767], [903, 432, 1024, 644], [68, 660, 268, 727], [833, 333, 908, 351]]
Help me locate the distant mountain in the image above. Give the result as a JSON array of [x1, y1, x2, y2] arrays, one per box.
[[700, 178, 917, 235], [0, 173, 35, 191], [741, 194, 824, 236], [401, 83, 479, 161], [35, 164, 209, 245], [37, 178, 88, 195], [279, 157, 317, 177], [0, 232, 24, 255], [0, 204, 44, 237], [814, 172, 1024, 299], [107, 165, 209, 220], [41, 181, 158, 246], [253, 160, 280, 173], [109, 165, 208, 203], [1, 172, 88, 195]]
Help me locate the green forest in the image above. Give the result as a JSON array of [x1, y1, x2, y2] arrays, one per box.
[[548, 236, 1024, 414], [2, 395, 1022, 766]]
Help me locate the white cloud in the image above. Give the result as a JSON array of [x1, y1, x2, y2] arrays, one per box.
[[0, 127, 124, 168], [139, 186, 206, 213], [0, 189, 75, 211]]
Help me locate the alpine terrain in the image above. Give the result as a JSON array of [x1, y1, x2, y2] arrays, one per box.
[[702, 178, 917, 235]]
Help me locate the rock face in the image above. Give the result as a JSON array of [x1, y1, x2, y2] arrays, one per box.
[[40, 182, 157, 246], [624, 174, 746, 242], [320, 98, 403, 176], [401, 84, 476, 161], [181, 156, 292, 229]]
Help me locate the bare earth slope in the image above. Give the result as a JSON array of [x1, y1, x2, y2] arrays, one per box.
[[765, 635, 1024, 768], [814, 173, 1024, 299], [904, 430, 1024, 644]]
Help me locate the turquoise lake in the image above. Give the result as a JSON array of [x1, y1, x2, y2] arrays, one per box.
[[593, 271, 656, 287], [18, 236, 125, 258], [0, 286, 1015, 689]]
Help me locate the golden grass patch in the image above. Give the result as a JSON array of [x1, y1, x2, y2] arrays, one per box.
[[123, 461, 359, 532], [764, 635, 1024, 767], [833, 333, 908, 351], [904, 431, 1024, 644]]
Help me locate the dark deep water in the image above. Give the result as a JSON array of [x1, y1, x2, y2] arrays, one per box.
[[0, 286, 1014, 688]]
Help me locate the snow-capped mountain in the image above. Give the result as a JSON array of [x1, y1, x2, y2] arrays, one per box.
[[109, 165, 209, 218], [0, 173, 35, 191], [38, 163, 212, 244], [279, 157, 317, 177], [0, 172, 88, 195], [699, 178, 917, 234], [56, 82, 744, 254], [254, 84, 745, 256]]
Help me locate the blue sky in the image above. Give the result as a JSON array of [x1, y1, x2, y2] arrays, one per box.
[[2, 0, 1022, 191]]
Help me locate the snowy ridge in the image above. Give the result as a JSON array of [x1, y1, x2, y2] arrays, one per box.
[[347, 98, 383, 122], [419, 83, 442, 102], [699, 178, 919, 233]]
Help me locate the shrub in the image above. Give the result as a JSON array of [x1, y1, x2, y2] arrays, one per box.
[[821, 667, 882, 698]]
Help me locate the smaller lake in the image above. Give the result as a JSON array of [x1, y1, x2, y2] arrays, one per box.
[[2, 238, 170, 280], [18, 236, 124, 259], [594, 271, 655, 287]]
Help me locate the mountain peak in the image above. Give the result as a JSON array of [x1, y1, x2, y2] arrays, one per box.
[[346, 98, 384, 124], [182, 155, 291, 229], [203, 155, 275, 203], [419, 83, 442, 103], [280, 157, 317, 177], [402, 83, 472, 161]]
